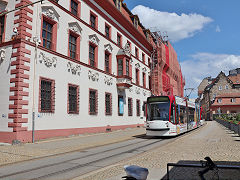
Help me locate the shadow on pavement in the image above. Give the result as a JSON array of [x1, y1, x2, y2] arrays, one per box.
[[161, 160, 240, 180], [132, 134, 175, 140]]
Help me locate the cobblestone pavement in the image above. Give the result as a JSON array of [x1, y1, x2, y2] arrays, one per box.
[[73, 121, 240, 180], [0, 127, 145, 166]]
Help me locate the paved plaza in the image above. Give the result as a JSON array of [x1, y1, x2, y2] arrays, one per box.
[[74, 121, 240, 180], [0, 121, 239, 179]]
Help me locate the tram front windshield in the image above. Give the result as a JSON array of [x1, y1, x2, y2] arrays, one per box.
[[147, 102, 170, 121]]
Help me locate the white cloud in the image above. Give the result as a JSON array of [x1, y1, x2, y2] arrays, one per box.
[[180, 53, 240, 98], [216, 25, 221, 32], [131, 5, 213, 42]]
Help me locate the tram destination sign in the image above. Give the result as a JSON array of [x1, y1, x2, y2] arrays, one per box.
[[147, 96, 169, 103]]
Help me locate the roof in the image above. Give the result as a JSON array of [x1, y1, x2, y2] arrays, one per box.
[[203, 71, 233, 92], [228, 74, 240, 84]]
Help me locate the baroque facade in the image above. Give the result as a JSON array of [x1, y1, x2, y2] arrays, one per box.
[[0, 0, 184, 143]]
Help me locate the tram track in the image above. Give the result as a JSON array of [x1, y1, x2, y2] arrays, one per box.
[[0, 137, 164, 180]]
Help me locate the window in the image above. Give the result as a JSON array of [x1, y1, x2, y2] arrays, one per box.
[[68, 84, 79, 114], [105, 24, 111, 39], [217, 98, 222, 103], [126, 59, 129, 76], [218, 86, 222, 90], [133, 17, 138, 28], [136, 99, 140, 116], [68, 30, 80, 60], [41, 15, 57, 51], [117, 33, 122, 47], [127, 41, 131, 52], [231, 98, 236, 103], [225, 85, 229, 89], [135, 47, 139, 58], [105, 52, 110, 73], [213, 94, 216, 99], [142, 72, 146, 88], [90, 13, 97, 29], [71, 0, 79, 16], [136, 69, 139, 85], [89, 89, 97, 115], [69, 34, 77, 59], [149, 75, 151, 89], [148, 58, 151, 67], [114, 0, 121, 10], [42, 19, 53, 49], [128, 98, 132, 116], [105, 93, 112, 115], [89, 44, 95, 67], [0, 15, 5, 43], [142, 53, 145, 63], [40, 78, 55, 112], [118, 59, 123, 76]]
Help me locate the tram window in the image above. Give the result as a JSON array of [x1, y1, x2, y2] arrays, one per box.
[[180, 106, 185, 124], [189, 108, 195, 122], [147, 102, 170, 121], [176, 105, 179, 124]]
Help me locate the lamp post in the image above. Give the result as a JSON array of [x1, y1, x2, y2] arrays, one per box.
[[32, 37, 41, 143]]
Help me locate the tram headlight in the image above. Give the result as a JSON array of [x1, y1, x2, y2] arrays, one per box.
[[165, 122, 169, 127]]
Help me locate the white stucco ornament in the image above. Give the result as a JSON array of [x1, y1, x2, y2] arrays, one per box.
[[0, 48, 6, 63], [142, 67, 147, 72], [39, 52, 57, 68], [67, 62, 81, 76], [104, 44, 113, 54], [89, 34, 100, 46], [135, 87, 140, 94], [123, 43, 131, 57], [135, 63, 140, 69], [88, 70, 99, 81], [142, 90, 146, 96], [42, 6, 60, 21], [68, 22, 82, 35], [104, 76, 113, 86], [129, 87, 133, 92]]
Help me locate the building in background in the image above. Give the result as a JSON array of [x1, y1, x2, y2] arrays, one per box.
[[197, 69, 240, 120], [0, 0, 184, 143]]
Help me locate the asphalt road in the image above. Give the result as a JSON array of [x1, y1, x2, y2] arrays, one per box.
[[0, 135, 175, 180]]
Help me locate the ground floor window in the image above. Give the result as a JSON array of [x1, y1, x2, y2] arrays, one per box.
[[89, 89, 98, 115], [68, 84, 79, 114], [105, 93, 112, 115], [136, 99, 140, 116], [40, 77, 55, 113], [128, 98, 132, 116]]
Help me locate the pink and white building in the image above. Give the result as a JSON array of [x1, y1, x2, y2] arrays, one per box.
[[0, 0, 184, 143]]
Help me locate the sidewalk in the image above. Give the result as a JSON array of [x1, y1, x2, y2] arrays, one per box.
[[74, 121, 240, 180], [0, 127, 145, 166]]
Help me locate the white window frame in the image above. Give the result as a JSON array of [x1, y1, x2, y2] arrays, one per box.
[[218, 86, 222, 90], [217, 98, 222, 103]]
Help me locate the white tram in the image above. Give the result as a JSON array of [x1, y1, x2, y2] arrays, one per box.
[[145, 96, 201, 136]]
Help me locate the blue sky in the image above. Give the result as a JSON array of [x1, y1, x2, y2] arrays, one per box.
[[124, 0, 240, 98]]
